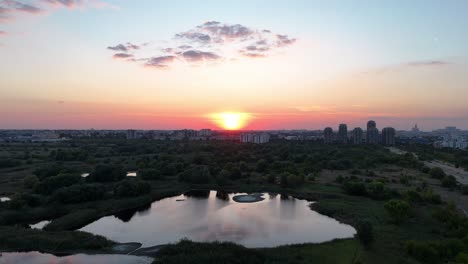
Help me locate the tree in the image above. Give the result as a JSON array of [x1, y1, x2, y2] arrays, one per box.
[[139, 168, 163, 180], [88, 164, 125, 182], [366, 181, 390, 200], [52, 184, 106, 204], [23, 175, 39, 189], [355, 219, 374, 247], [35, 174, 82, 195], [114, 179, 151, 197], [384, 199, 410, 224]]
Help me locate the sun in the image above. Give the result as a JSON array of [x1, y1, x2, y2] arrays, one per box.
[[211, 112, 250, 130]]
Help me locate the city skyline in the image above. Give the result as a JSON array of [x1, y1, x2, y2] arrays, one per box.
[[1, 0, 468, 130]]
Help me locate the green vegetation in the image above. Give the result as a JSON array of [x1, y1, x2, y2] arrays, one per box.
[[1, 139, 468, 263]]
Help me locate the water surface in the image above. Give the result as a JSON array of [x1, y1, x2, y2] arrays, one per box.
[[30, 220, 51, 230], [0, 252, 152, 264], [80, 191, 355, 248]]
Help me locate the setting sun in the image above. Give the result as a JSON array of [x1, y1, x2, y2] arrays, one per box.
[[211, 112, 251, 130]]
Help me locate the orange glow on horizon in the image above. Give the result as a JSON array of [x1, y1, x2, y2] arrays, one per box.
[[210, 112, 251, 130]]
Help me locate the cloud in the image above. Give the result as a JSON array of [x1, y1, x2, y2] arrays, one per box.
[[182, 50, 220, 62], [407, 60, 450, 67], [361, 59, 451, 75], [107, 42, 139, 52], [113, 53, 133, 59], [0, 0, 114, 24], [0, 30, 6, 35], [144, 55, 177, 69], [1, 0, 42, 14], [43, 0, 81, 8], [108, 21, 297, 70]]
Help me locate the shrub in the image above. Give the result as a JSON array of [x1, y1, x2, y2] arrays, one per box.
[[384, 199, 410, 224]]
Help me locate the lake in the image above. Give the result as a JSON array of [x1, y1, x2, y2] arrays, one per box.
[[80, 190, 355, 248], [0, 252, 152, 264]]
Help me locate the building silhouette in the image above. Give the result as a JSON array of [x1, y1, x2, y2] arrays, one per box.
[[352, 127, 364, 144], [323, 127, 334, 143], [366, 120, 379, 144], [338, 124, 348, 144], [382, 127, 396, 146]]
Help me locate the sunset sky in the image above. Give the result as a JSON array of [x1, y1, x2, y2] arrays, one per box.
[[1, 0, 468, 130]]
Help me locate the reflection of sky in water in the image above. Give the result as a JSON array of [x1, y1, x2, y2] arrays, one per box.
[[29, 220, 51, 230], [0, 197, 11, 202], [80, 191, 356, 248], [0, 252, 152, 264]]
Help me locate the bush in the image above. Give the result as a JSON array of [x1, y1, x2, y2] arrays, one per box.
[[384, 199, 410, 224], [114, 179, 151, 197]]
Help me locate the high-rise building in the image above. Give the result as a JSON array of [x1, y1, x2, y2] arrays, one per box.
[[338, 124, 348, 144], [382, 127, 396, 146], [352, 127, 364, 144], [366, 120, 378, 144], [367, 120, 376, 130], [367, 127, 380, 144], [323, 127, 334, 143]]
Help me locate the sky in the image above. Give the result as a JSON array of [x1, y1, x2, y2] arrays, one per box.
[[1, 0, 468, 130]]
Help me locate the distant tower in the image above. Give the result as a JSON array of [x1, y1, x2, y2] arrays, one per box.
[[382, 127, 396, 146], [338, 124, 348, 144], [352, 127, 364, 144], [412, 124, 420, 133], [323, 127, 334, 144]]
